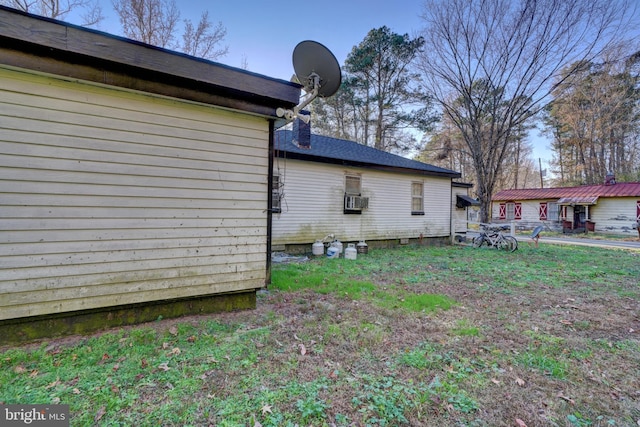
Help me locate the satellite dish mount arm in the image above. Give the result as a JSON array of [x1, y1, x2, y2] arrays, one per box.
[[276, 72, 320, 124]]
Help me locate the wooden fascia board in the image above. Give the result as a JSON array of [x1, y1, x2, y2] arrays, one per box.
[[0, 6, 301, 115]]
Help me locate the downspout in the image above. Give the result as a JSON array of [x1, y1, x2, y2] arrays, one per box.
[[265, 120, 275, 288], [450, 182, 454, 244]]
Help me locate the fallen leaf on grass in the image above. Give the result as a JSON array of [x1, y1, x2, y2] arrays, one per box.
[[13, 365, 26, 374], [168, 347, 181, 356], [169, 326, 178, 336], [515, 377, 525, 386], [491, 378, 501, 385], [45, 379, 61, 389], [556, 392, 575, 405], [261, 404, 272, 415], [158, 362, 170, 371], [515, 418, 528, 427], [299, 343, 307, 356], [95, 406, 106, 422], [560, 320, 573, 325], [72, 388, 81, 395]]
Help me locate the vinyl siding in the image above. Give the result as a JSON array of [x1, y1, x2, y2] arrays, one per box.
[[590, 198, 639, 234], [272, 159, 452, 246], [0, 67, 270, 320], [492, 200, 545, 223], [491, 197, 639, 234]]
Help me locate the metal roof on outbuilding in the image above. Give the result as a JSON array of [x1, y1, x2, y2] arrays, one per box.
[[493, 182, 640, 202]]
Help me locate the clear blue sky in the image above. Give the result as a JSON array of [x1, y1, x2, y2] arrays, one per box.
[[87, 0, 425, 81]]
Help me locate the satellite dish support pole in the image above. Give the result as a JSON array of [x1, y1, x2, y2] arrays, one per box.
[[277, 73, 320, 124]]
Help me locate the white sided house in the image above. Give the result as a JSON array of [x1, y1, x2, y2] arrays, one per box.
[[0, 7, 301, 341], [271, 118, 461, 252], [492, 177, 640, 235]]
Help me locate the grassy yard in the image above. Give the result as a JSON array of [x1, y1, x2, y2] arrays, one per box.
[[1, 243, 639, 426]]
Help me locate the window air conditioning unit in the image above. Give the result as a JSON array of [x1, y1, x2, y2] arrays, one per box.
[[344, 195, 369, 210]]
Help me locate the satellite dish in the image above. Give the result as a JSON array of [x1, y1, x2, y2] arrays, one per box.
[[276, 40, 342, 123], [292, 40, 342, 98]]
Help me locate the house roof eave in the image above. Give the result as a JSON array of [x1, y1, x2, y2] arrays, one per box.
[[276, 151, 461, 179], [0, 6, 301, 116]]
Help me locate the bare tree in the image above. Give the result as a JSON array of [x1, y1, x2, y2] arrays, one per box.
[[543, 45, 640, 185], [239, 54, 249, 70], [417, 0, 634, 222], [182, 11, 228, 61], [419, 112, 538, 191], [1, 0, 103, 26], [416, 114, 475, 179], [112, 0, 228, 61], [112, 0, 180, 49]]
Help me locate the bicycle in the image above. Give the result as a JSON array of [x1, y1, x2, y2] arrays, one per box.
[[472, 224, 518, 252]]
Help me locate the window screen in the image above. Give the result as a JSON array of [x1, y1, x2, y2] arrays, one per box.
[[411, 182, 424, 214], [345, 175, 361, 195]]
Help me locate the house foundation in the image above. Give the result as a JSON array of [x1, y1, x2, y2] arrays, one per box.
[[0, 291, 256, 346]]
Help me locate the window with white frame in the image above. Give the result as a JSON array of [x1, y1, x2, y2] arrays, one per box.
[[411, 182, 424, 215], [547, 202, 559, 222], [506, 202, 515, 220], [345, 175, 360, 195], [344, 174, 368, 213]]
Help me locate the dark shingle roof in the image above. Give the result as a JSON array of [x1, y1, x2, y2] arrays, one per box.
[[493, 182, 640, 201], [274, 130, 460, 178]]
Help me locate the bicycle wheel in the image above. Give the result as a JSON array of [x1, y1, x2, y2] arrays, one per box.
[[501, 235, 518, 252], [472, 235, 486, 248]]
